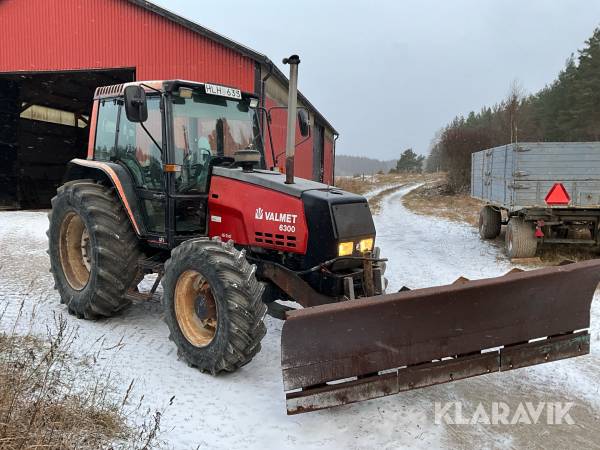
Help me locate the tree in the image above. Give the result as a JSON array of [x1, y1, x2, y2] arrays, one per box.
[[425, 131, 444, 173], [425, 142, 442, 173], [395, 148, 425, 173], [506, 79, 525, 143]]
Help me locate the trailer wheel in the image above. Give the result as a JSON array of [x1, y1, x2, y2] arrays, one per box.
[[505, 217, 537, 258], [479, 206, 501, 239], [162, 238, 267, 374], [47, 180, 142, 319]]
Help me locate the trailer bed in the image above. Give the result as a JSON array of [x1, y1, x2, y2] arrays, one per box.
[[471, 142, 600, 211]]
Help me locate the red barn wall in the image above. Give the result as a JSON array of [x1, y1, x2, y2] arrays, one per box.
[[0, 0, 336, 183], [261, 74, 336, 184], [263, 96, 314, 181], [0, 0, 255, 92], [323, 135, 334, 185]]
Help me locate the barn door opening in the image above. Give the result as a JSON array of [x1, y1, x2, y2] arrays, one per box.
[[0, 80, 19, 208], [0, 68, 135, 209], [312, 122, 324, 182]]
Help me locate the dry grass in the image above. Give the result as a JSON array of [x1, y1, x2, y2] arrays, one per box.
[[0, 301, 164, 450], [402, 176, 484, 226]]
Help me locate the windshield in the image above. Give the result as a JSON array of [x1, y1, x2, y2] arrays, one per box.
[[171, 92, 263, 194]]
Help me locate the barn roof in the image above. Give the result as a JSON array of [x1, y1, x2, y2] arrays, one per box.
[[127, 0, 338, 134]]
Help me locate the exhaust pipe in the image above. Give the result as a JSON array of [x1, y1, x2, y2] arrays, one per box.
[[283, 55, 300, 184]]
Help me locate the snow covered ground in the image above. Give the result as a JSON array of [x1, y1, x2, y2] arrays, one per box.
[[0, 185, 599, 449]]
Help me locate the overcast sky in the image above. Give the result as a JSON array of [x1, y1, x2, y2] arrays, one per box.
[[153, 0, 600, 160]]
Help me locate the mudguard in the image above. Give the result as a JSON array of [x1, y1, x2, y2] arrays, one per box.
[[65, 158, 145, 236], [281, 259, 600, 414]]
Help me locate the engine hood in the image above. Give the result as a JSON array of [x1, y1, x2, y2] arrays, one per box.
[[211, 167, 334, 198], [211, 166, 376, 268]]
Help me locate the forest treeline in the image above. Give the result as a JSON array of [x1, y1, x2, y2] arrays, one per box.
[[335, 155, 397, 176], [427, 26, 600, 191]]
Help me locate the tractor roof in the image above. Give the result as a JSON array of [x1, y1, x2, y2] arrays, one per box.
[[94, 80, 257, 100]]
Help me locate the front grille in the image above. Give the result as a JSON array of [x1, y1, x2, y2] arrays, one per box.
[[255, 231, 296, 248]]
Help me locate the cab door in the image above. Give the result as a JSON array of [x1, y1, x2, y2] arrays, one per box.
[[165, 106, 210, 243], [115, 96, 166, 235]]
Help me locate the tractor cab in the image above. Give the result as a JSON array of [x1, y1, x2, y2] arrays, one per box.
[[80, 80, 308, 247], [120, 80, 267, 242]]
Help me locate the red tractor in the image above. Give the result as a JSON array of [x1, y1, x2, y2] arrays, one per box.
[[48, 58, 600, 414]]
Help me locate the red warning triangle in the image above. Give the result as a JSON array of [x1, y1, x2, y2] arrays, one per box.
[[545, 183, 570, 205]]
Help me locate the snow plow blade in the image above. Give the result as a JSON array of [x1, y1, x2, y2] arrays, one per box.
[[281, 259, 600, 414]]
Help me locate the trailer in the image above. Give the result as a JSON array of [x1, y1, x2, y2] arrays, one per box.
[[471, 142, 600, 258]]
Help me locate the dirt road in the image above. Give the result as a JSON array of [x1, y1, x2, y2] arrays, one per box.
[[0, 185, 598, 449]]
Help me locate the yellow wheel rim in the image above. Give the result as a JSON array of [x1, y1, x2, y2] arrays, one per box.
[[174, 270, 218, 347], [59, 212, 91, 290]]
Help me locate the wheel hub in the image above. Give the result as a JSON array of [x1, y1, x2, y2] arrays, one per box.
[[58, 211, 91, 290], [194, 293, 214, 320], [174, 270, 218, 347]]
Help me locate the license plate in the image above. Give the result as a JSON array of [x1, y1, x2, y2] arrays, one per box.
[[204, 83, 242, 99]]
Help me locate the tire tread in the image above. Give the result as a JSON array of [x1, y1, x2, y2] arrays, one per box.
[[162, 238, 266, 374], [48, 181, 142, 319]]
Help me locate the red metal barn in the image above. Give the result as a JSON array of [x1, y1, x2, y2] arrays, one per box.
[[0, 0, 337, 208]]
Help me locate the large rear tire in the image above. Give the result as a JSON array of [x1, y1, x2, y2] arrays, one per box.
[[48, 180, 142, 319], [162, 238, 267, 374], [479, 205, 501, 239], [505, 217, 537, 258]]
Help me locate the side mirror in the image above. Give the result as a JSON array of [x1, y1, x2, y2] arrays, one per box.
[[298, 109, 310, 137], [124, 85, 148, 123]]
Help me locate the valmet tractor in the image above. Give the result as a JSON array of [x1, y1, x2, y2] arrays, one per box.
[[48, 57, 600, 414]]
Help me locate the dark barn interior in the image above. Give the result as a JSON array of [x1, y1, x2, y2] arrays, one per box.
[[0, 68, 134, 209]]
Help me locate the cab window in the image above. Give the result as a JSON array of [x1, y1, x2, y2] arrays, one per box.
[[116, 96, 165, 233], [116, 96, 163, 190], [94, 99, 119, 160], [171, 93, 260, 194]]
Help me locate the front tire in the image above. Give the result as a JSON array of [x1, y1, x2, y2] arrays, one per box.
[[162, 238, 267, 374], [48, 180, 142, 319], [505, 217, 537, 258]]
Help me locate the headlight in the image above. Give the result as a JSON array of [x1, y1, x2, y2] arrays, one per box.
[[359, 238, 374, 253], [338, 241, 354, 256]]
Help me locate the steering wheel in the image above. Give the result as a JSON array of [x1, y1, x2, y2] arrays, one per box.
[[189, 148, 212, 170], [178, 148, 213, 193]]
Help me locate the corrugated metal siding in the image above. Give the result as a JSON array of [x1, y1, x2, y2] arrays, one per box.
[[471, 142, 600, 210], [0, 0, 255, 92]]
